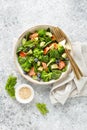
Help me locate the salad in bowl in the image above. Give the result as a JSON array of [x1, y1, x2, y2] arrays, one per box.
[[14, 25, 71, 85]]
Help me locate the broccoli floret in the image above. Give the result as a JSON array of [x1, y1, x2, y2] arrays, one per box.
[[38, 55, 43, 60], [18, 56, 34, 72], [33, 48, 43, 58], [47, 58, 56, 66], [58, 44, 65, 54], [41, 55, 49, 63], [51, 70, 62, 80], [28, 57, 34, 64], [41, 71, 52, 82], [21, 61, 31, 72]]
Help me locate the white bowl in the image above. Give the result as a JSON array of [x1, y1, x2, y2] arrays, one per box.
[[14, 25, 71, 85], [15, 84, 34, 104]]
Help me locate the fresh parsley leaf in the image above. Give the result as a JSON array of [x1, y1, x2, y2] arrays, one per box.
[[5, 75, 17, 98], [36, 103, 49, 115]]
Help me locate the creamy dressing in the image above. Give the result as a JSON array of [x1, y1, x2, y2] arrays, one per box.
[[19, 87, 31, 99]]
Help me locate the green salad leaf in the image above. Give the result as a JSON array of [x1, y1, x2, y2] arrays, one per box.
[[41, 55, 49, 63], [49, 49, 60, 59], [38, 29, 46, 36], [17, 28, 67, 82], [47, 58, 56, 66], [18, 56, 26, 64]]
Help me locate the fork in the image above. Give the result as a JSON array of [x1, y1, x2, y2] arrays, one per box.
[[52, 27, 83, 79]]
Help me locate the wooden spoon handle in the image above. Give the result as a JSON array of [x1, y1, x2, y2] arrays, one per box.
[[65, 49, 83, 76], [65, 48, 83, 79]]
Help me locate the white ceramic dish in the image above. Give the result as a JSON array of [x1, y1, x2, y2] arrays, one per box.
[[15, 84, 34, 104], [14, 25, 72, 85]]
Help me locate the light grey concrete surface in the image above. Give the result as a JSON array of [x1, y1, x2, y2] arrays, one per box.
[[0, 0, 87, 130]]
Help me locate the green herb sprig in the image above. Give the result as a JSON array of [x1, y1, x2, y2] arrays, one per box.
[[5, 75, 17, 98], [36, 103, 49, 115]]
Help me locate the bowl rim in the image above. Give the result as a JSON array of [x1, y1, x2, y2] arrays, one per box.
[[14, 24, 72, 85]]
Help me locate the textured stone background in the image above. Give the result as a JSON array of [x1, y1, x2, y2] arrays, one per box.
[[0, 0, 87, 130]]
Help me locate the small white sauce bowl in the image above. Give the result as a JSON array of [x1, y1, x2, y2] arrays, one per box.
[[15, 84, 34, 104]]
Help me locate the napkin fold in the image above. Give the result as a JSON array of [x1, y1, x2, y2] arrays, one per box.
[[50, 42, 87, 105]]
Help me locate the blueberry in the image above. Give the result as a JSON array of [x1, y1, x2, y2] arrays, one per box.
[[56, 59, 60, 64], [37, 73, 41, 78], [34, 58, 38, 62], [26, 47, 30, 51]]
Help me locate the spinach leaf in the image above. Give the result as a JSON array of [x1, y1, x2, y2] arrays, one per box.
[[42, 40, 52, 48], [48, 49, 60, 59], [38, 29, 46, 36]]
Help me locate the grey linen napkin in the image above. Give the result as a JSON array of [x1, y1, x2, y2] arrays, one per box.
[[50, 42, 87, 105]]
